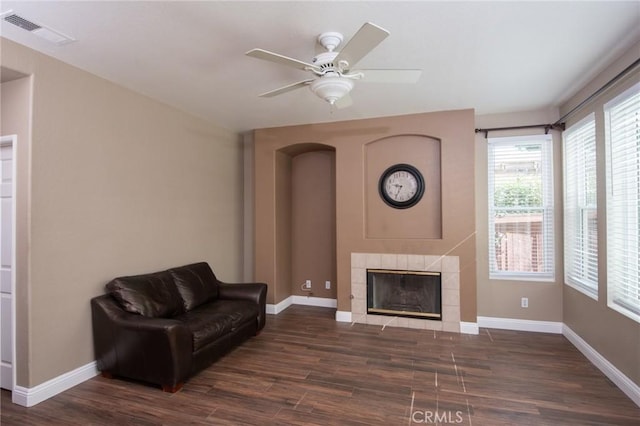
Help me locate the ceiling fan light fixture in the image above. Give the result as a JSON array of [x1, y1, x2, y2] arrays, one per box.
[[309, 75, 354, 105]]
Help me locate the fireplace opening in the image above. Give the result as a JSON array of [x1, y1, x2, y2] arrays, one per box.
[[367, 269, 442, 320]]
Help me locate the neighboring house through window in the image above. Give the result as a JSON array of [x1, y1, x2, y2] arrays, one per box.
[[488, 135, 554, 280]]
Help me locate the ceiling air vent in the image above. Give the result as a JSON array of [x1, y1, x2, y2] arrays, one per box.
[[4, 13, 41, 31], [2, 11, 75, 45]]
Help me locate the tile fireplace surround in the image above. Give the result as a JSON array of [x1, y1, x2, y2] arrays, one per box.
[[351, 253, 461, 332]]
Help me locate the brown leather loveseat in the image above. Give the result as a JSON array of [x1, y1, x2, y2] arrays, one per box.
[[91, 262, 267, 392]]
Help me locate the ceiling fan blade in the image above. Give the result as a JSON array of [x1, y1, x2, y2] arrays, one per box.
[[334, 22, 390, 69], [246, 48, 319, 72], [358, 69, 422, 83], [258, 79, 315, 98]]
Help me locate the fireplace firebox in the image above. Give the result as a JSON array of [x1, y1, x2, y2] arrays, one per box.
[[367, 269, 442, 320]]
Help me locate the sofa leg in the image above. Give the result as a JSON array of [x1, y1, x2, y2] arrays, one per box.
[[101, 371, 113, 379], [162, 383, 183, 393]]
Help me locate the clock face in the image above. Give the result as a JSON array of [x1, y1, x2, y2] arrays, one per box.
[[379, 164, 425, 209]]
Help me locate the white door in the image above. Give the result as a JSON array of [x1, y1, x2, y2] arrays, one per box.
[[0, 135, 15, 390]]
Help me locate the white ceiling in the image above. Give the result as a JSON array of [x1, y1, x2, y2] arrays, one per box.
[[1, 1, 639, 133]]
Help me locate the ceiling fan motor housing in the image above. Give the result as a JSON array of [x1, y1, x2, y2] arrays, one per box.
[[312, 51, 343, 74]]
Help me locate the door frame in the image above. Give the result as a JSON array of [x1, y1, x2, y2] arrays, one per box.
[[1, 134, 17, 393]]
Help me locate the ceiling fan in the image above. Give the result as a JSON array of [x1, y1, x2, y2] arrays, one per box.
[[246, 22, 422, 108]]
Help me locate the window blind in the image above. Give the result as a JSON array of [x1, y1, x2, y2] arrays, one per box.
[[605, 82, 640, 323], [563, 115, 598, 297], [488, 135, 554, 280]]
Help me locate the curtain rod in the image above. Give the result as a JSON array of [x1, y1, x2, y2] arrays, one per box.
[[553, 57, 640, 126], [475, 56, 640, 139], [474, 123, 563, 138]]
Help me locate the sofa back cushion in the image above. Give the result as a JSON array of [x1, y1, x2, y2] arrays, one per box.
[[106, 270, 184, 318], [168, 262, 219, 311]]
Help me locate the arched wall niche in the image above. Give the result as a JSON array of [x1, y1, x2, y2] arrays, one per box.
[[279, 142, 334, 156], [274, 143, 337, 303], [364, 134, 442, 239]]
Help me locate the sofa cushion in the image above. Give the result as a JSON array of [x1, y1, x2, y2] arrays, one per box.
[[175, 310, 233, 352], [106, 271, 184, 318], [202, 300, 260, 329], [168, 262, 219, 311], [176, 300, 259, 351]]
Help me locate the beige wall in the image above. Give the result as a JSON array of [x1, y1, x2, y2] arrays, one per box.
[[254, 110, 477, 321], [475, 108, 564, 322], [1, 38, 244, 388], [559, 41, 640, 386], [0, 74, 32, 387], [291, 150, 336, 298]]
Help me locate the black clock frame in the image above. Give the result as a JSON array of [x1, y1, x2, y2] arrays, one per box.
[[378, 163, 425, 209]]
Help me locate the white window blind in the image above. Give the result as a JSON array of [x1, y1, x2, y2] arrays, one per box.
[[488, 135, 554, 280], [563, 115, 598, 298], [605, 82, 640, 323]]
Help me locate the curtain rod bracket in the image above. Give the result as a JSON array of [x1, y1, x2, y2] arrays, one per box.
[[474, 128, 490, 138]]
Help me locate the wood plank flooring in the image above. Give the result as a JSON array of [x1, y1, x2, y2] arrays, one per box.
[[2, 305, 639, 425]]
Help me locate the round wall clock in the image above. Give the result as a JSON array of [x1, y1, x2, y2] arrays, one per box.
[[378, 163, 425, 209]]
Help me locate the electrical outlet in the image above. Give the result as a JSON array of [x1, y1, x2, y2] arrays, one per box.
[[521, 297, 528, 308], [305, 280, 311, 289], [325, 281, 331, 289]]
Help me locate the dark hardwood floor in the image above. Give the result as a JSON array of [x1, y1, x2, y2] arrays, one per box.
[[2, 305, 639, 425]]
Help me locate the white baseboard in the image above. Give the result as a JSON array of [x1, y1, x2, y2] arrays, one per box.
[[291, 295, 337, 308], [1, 361, 12, 390], [267, 296, 337, 314], [477, 316, 563, 334], [266, 296, 293, 314], [335, 310, 352, 322], [563, 324, 640, 408], [460, 321, 479, 335], [12, 361, 99, 407]]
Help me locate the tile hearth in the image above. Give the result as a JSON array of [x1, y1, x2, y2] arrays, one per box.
[[351, 253, 461, 332]]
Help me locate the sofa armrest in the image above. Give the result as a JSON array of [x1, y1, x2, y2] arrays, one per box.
[[91, 295, 192, 389], [218, 282, 268, 331]]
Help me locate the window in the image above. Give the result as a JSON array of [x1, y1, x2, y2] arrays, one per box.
[[488, 135, 554, 280], [563, 115, 598, 298], [605, 82, 640, 323]]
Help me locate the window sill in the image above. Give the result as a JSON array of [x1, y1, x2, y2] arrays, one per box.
[[489, 273, 555, 282]]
